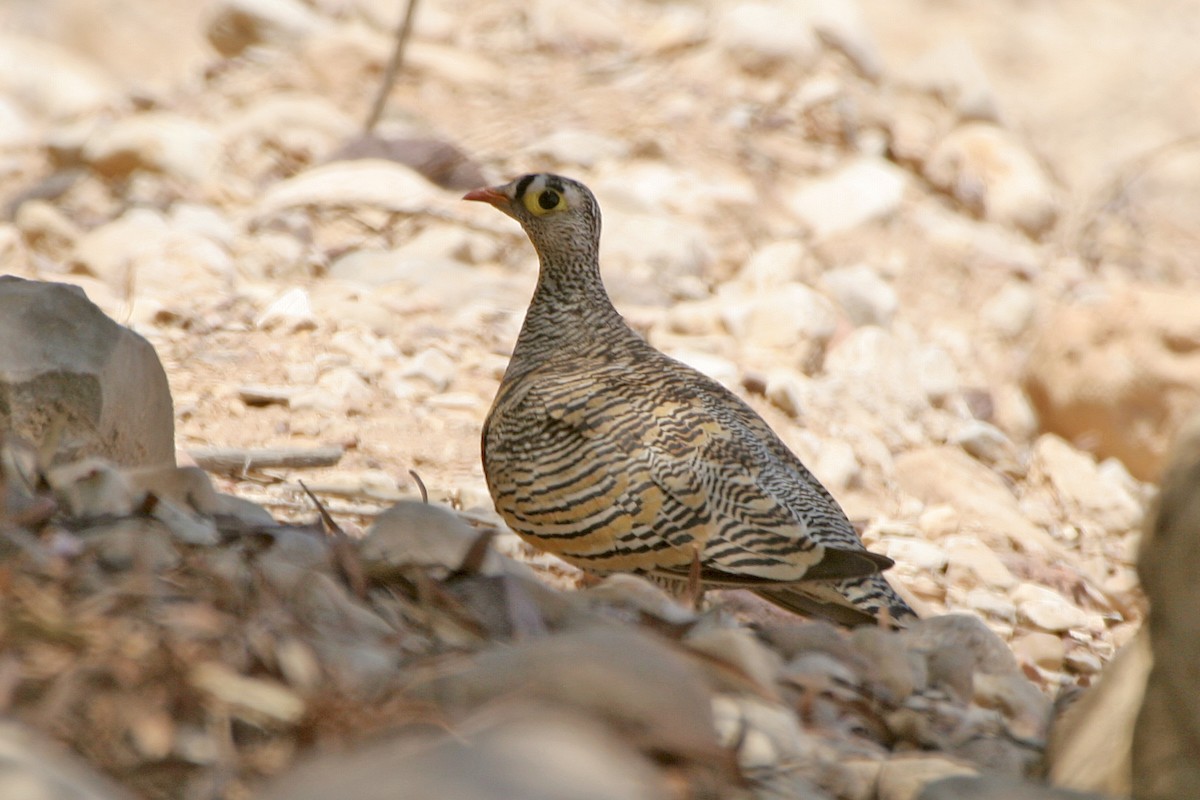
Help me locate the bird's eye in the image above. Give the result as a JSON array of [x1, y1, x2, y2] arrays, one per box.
[[523, 187, 565, 215]]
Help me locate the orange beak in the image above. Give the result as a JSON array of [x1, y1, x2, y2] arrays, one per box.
[[462, 186, 509, 207]]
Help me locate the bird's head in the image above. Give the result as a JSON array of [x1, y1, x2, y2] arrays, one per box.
[[464, 173, 601, 264]]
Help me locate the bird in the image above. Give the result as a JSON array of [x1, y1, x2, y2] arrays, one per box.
[[464, 173, 915, 627]]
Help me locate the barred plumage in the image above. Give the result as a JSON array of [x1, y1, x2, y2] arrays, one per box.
[[465, 173, 915, 627]]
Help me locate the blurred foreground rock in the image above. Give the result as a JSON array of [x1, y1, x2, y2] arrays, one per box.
[[1132, 415, 1200, 799], [0, 425, 1075, 799], [0, 277, 174, 467], [1024, 287, 1200, 481], [0, 720, 134, 800]]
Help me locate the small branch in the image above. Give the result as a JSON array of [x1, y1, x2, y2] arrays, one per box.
[[363, 0, 421, 134], [189, 446, 345, 474]]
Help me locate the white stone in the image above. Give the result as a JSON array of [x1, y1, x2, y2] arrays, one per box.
[[882, 538, 949, 572], [526, 128, 629, 167], [0, 34, 119, 120], [916, 344, 959, 405], [1012, 631, 1065, 672], [943, 536, 1017, 590], [1034, 434, 1143, 532], [737, 240, 809, 292], [925, 123, 1060, 237], [83, 112, 220, 183], [961, 587, 1017, 623], [400, 348, 457, 393], [764, 369, 809, 418], [666, 349, 739, 388], [950, 420, 1017, 467], [822, 263, 897, 327], [806, 0, 882, 78], [811, 439, 860, 492], [982, 282, 1037, 338], [255, 160, 443, 218], [717, 1, 820, 74], [1012, 583, 1095, 633], [786, 158, 908, 238], [257, 287, 317, 331], [717, 283, 838, 350], [206, 0, 325, 57], [901, 38, 999, 121]]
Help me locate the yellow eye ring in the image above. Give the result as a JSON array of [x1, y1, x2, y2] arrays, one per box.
[[524, 188, 565, 215]]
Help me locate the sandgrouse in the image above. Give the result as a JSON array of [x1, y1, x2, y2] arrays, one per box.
[[465, 173, 915, 627]]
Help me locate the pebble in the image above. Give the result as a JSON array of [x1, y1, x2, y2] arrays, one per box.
[[83, 112, 219, 183], [1063, 648, 1103, 675], [822, 263, 898, 327], [1011, 632, 1066, 672], [764, 369, 809, 416], [960, 587, 1017, 624], [718, 283, 838, 351], [737, 240, 810, 291], [1012, 583, 1095, 634], [255, 160, 442, 218], [399, 347, 457, 393], [206, 0, 325, 57], [982, 282, 1037, 338], [15, 200, 81, 259], [257, 287, 318, 332], [942, 537, 1017, 590], [900, 38, 999, 121], [811, 439, 861, 491], [787, 157, 909, 238], [951, 420, 1018, 469], [1033, 434, 1142, 533], [882, 538, 949, 573], [716, 1, 820, 74], [0, 33, 119, 120], [925, 123, 1060, 237], [526, 128, 630, 167]]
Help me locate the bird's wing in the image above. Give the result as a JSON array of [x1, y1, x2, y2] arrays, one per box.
[[528, 368, 889, 584]]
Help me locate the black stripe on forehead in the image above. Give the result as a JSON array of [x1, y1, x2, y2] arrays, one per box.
[[514, 174, 537, 199]]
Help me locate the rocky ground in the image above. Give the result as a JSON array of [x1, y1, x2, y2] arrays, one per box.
[[2, 0, 1200, 798]]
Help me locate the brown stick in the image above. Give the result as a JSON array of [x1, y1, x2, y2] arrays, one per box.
[[363, 0, 422, 134], [189, 446, 345, 473]]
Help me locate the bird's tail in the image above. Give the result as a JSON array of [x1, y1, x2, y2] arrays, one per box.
[[755, 574, 916, 628]]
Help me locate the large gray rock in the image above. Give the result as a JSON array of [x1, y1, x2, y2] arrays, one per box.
[[0, 277, 174, 467]]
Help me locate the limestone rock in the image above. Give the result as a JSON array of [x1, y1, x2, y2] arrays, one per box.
[[895, 446, 1059, 557], [260, 706, 668, 800], [82, 112, 219, 183], [0, 277, 174, 467], [1023, 286, 1200, 481], [925, 123, 1059, 237], [717, 1, 820, 74], [206, 0, 325, 57], [901, 39, 999, 122], [255, 159, 443, 217], [787, 157, 909, 238], [821, 263, 898, 328], [0, 33, 119, 120]]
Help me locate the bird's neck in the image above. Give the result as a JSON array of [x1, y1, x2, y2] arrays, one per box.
[[511, 254, 637, 358]]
